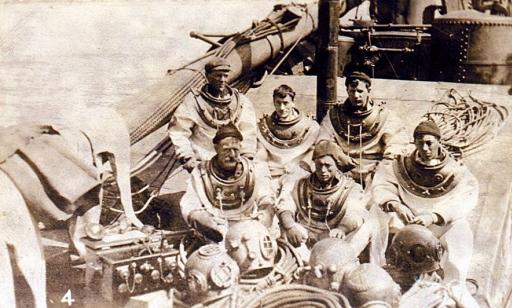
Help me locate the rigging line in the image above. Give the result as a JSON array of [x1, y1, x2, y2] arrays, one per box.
[[354, 0, 361, 20], [255, 7, 312, 84], [375, 37, 400, 79], [268, 33, 304, 76]]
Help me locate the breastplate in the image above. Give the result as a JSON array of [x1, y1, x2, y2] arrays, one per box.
[[194, 86, 243, 129], [394, 152, 460, 198], [258, 112, 313, 149], [200, 158, 255, 211], [329, 101, 387, 145], [296, 175, 353, 231]]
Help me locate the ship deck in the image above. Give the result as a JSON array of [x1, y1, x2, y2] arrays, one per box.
[[40, 75, 512, 307], [246, 75, 512, 307]]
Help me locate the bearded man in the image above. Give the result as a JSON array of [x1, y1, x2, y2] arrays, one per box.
[[180, 123, 275, 242]]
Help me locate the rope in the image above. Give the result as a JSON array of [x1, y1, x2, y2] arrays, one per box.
[[108, 3, 313, 217], [241, 284, 351, 308], [129, 4, 303, 144], [424, 89, 508, 158]]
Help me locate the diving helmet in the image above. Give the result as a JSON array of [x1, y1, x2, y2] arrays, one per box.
[[224, 219, 277, 277], [304, 237, 359, 291], [185, 244, 240, 304], [341, 263, 401, 308], [388, 224, 445, 275]]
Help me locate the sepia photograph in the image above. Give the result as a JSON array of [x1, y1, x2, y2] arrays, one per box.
[[1, 0, 511, 307]]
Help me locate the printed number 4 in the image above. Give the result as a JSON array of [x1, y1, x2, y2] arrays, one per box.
[[60, 289, 75, 306]]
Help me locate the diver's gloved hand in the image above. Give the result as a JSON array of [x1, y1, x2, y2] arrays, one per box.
[[182, 157, 197, 173], [286, 223, 308, 247], [335, 151, 358, 172], [188, 210, 227, 242], [279, 210, 308, 247], [329, 228, 346, 239]]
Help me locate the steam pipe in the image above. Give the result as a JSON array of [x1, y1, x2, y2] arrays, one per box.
[[316, 0, 340, 123]]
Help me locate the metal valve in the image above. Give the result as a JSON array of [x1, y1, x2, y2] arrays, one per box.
[[134, 273, 143, 284], [164, 257, 177, 270], [140, 262, 153, 272], [151, 270, 160, 281], [116, 265, 130, 280], [118, 283, 128, 293]]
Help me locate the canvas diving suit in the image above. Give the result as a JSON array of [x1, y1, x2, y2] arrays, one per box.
[[369, 147, 479, 283], [256, 109, 320, 193], [278, 169, 368, 247], [318, 99, 407, 184], [180, 156, 275, 232], [169, 84, 257, 162]]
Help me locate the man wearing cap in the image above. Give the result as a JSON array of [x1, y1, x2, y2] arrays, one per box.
[[317, 71, 407, 186], [368, 120, 479, 285], [276, 140, 368, 248], [169, 57, 258, 172], [179, 122, 275, 242], [256, 84, 320, 194]]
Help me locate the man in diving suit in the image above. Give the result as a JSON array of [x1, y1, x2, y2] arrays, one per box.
[[276, 140, 368, 248], [369, 120, 479, 285], [317, 71, 406, 185], [180, 123, 275, 242], [169, 57, 258, 172], [256, 84, 320, 194]]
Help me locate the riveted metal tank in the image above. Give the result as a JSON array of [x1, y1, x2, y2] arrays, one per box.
[[431, 10, 512, 85]]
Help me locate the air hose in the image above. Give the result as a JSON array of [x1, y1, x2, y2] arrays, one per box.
[[425, 89, 508, 158], [241, 284, 352, 308]]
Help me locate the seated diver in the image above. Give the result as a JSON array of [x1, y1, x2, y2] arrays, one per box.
[[276, 140, 368, 249], [179, 122, 275, 242]]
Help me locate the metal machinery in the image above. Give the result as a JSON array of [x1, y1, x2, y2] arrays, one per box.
[[339, 24, 433, 81], [81, 229, 188, 304], [431, 10, 512, 85], [337, 3, 512, 85]]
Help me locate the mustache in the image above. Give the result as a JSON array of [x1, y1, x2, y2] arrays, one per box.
[[223, 156, 239, 163]]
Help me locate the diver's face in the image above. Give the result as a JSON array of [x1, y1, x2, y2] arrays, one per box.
[[206, 70, 230, 93], [415, 134, 441, 162], [273, 95, 295, 119], [347, 80, 370, 109], [215, 137, 241, 171], [314, 155, 338, 184]]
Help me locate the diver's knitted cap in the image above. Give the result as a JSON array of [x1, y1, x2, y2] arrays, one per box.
[[313, 140, 342, 161], [205, 57, 231, 73], [414, 120, 441, 139], [345, 71, 372, 87], [213, 122, 243, 144]]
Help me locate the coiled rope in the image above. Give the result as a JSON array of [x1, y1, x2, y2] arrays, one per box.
[[241, 284, 352, 308], [129, 4, 305, 144], [424, 89, 508, 158]]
